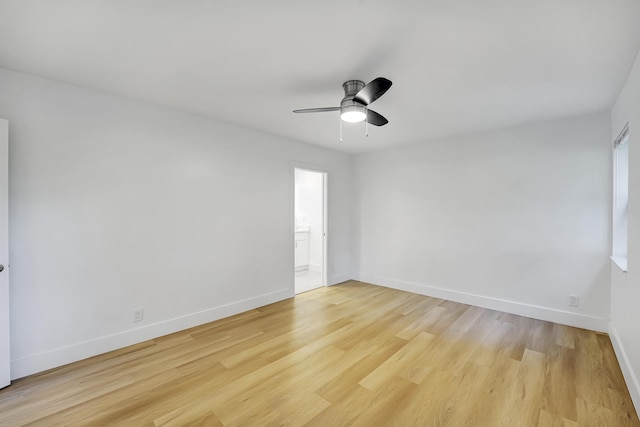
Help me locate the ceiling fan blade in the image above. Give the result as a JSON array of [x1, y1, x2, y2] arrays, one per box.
[[354, 77, 392, 105], [366, 109, 388, 126], [293, 107, 340, 113]]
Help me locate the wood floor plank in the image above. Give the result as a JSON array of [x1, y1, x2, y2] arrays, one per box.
[[314, 336, 408, 403], [395, 304, 447, 340], [575, 329, 615, 412], [499, 348, 548, 426], [502, 313, 536, 361], [0, 280, 638, 426], [542, 344, 578, 422], [419, 360, 493, 426], [453, 356, 522, 426], [306, 384, 371, 426], [538, 408, 579, 427], [359, 331, 435, 391]]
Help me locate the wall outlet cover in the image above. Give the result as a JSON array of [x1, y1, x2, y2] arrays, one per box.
[[133, 308, 144, 322], [568, 295, 580, 307]]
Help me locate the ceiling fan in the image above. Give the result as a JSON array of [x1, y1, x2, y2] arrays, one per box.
[[293, 77, 392, 130]]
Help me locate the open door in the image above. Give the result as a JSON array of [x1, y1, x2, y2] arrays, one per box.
[[294, 168, 327, 294], [0, 119, 9, 388]]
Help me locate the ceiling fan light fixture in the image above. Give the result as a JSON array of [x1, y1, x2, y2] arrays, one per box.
[[340, 102, 366, 123], [341, 109, 366, 123]]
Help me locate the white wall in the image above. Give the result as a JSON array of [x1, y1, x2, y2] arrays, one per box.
[[610, 47, 640, 412], [353, 112, 612, 331], [0, 68, 353, 379], [294, 169, 323, 271]]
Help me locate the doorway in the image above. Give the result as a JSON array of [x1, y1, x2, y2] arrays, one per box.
[[0, 119, 9, 388], [294, 168, 326, 294]]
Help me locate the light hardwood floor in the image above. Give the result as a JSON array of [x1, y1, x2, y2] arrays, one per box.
[[0, 281, 638, 426]]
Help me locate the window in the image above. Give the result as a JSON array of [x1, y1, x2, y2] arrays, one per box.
[[612, 123, 629, 272]]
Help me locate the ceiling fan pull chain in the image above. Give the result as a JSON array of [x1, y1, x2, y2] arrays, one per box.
[[365, 106, 369, 137], [339, 116, 343, 142]]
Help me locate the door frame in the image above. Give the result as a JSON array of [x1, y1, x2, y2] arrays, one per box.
[[0, 118, 9, 388], [291, 163, 328, 293]]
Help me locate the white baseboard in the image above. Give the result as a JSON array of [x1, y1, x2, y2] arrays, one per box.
[[609, 322, 640, 417], [328, 272, 352, 286], [11, 288, 293, 380], [353, 273, 609, 332]]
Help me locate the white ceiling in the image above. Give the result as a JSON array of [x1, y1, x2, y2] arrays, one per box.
[[1, 1, 639, 153]]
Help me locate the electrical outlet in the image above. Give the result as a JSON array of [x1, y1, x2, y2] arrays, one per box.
[[133, 308, 144, 322], [568, 295, 579, 307]]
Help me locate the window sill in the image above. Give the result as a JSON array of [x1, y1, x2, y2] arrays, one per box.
[[611, 256, 628, 273]]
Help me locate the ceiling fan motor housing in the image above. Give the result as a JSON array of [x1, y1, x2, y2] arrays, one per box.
[[340, 80, 367, 122], [342, 80, 365, 97]]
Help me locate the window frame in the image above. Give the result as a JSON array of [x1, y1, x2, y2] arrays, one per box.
[[611, 123, 629, 272]]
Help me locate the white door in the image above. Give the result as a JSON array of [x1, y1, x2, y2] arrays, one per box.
[[0, 119, 9, 388]]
